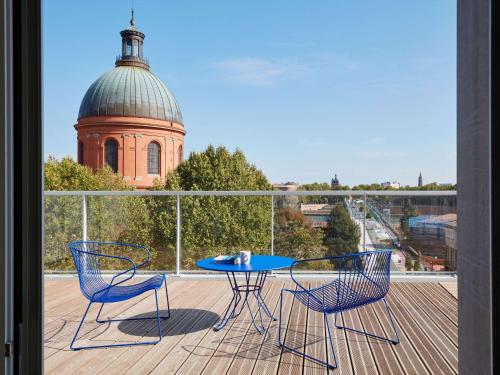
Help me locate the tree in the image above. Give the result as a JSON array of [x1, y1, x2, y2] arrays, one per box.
[[45, 156, 130, 191], [413, 256, 421, 271], [274, 208, 327, 262], [44, 156, 152, 269], [150, 145, 273, 269], [405, 255, 413, 271], [298, 182, 331, 204], [399, 199, 418, 244], [324, 205, 361, 257]]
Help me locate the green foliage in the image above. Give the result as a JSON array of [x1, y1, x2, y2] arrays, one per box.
[[400, 199, 418, 240], [405, 255, 413, 271], [297, 183, 331, 204], [151, 145, 272, 269], [324, 205, 360, 257], [274, 208, 327, 262], [44, 156, 153, 269], [44, 156, 131, 191], [413, 257, 421, 271]]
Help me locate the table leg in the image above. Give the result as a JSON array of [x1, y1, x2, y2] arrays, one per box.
[[213, 271, 274, 333], [254, 271, 277, 321], [213, 272, 240, 331]]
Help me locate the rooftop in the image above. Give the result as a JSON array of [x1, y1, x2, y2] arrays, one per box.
[[44, 278, 458, 374]]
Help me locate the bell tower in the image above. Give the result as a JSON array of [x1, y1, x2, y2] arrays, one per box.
[[116, 9, 149, 70]]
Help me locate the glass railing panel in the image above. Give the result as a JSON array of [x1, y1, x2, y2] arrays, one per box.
[[180, 194, 272, 270], [86, 195, 177, 271], [274, 194, 331, 262], [43, 191, 457, 274], [365, 194, 457, 272], [44, 195, 83, 270]]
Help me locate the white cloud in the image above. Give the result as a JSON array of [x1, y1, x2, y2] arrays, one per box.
[[213, 57, 309, 87]]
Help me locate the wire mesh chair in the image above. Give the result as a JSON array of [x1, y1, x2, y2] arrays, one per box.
[[278, 250, 399, 369], [67, 241, 170, 350]]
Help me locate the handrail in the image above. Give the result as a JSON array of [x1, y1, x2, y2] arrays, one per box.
[[44, 190, 457, 197]]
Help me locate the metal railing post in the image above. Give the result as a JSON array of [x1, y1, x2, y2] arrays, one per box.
[[363, 193, 367, 251], [271, 195, 274, 256], [176, 194, 181, 276], [82, 194, 87, 241]]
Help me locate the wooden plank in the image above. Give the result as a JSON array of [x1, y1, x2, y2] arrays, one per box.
[[250, 281, 296, 375], [200, 277, 276, 375], [386, 289, 456, 374], [44, 294, 146, 362], [276, 280, 310, 375], [42, 280, 460, 375], [370, 297, 429, 375], [397, 283, 457, 345], [302, 281, 328, 375], [176, 278, 260, 374], [391, 285, 458, 372], [147, 281, 238, 374], [412, 283, 458, 326], [45, 280, 191, 374], [117, 281, 229, 374], [340, 307, 379, 374], [328, 309, 354, 374], [44, 280, 187, 359], [356, 303, 404, 375], [225, 280, 283, 375], [439, 282, 457, 299]]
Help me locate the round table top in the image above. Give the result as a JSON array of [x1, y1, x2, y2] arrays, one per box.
[[196, 255, 295, 272]]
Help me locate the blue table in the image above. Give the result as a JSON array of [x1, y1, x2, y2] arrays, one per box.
[[196, 255, 295, 333]]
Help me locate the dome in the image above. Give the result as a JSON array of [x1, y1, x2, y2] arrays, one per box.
[[78, 66, 183, 124]]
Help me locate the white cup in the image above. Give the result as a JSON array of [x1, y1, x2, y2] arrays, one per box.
[[233, 257, 241, 265], [240, 251, 251, 265]]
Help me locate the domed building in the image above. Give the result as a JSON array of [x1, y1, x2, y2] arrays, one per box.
[[75, 12, 186, 188]]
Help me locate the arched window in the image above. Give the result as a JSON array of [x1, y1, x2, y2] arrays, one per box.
[[178, 145, 183, 164], [105, 139, 118, 173], [148, 142, 161, 174], [78, 141, 84, 165]]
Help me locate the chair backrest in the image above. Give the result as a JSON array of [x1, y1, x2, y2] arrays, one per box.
[[68, 241, 108, 300], [336, 250, 392, 309], [290, 250, 392, 312]]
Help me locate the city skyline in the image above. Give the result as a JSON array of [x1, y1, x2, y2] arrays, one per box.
[[44, 0, 456, 186]]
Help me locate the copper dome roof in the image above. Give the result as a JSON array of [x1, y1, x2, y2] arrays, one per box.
[[78, 66, 183, 124]]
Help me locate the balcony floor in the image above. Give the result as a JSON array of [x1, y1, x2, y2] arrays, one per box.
[[44, 278, 458, 374]]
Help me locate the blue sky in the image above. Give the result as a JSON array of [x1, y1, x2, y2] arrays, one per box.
[[44, 0, 456, 186]]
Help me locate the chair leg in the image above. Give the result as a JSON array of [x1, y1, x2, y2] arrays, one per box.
[[70, 300, 93, 350], [323, 312, 339, 369], [164, 277, 171, 319], [70, 290, 166, 350], [277, 289, 337, 370], [154, 289, 163, 341], [95, 303, 105, 323], [334, 298, 400, 344]]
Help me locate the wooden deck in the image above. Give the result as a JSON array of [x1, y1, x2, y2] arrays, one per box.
[[44, 278, 458, 374]]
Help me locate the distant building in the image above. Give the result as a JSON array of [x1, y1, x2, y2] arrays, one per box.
[[331, 174, 340, 188], [381, 181, 401, 189], [418, 172, 423, 187], [272, 182, 299, 191], [408, 214, 457, 271], [300, 203, 333, 228]]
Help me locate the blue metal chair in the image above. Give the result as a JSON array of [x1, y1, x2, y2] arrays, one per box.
[[67, 241, 170, 350], [278, 250, 399, 369]]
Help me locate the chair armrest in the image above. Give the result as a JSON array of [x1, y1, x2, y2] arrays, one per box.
[[73, 249, 137, 298], [289, 256, 345, 306], [100, 242, 152, 270]]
